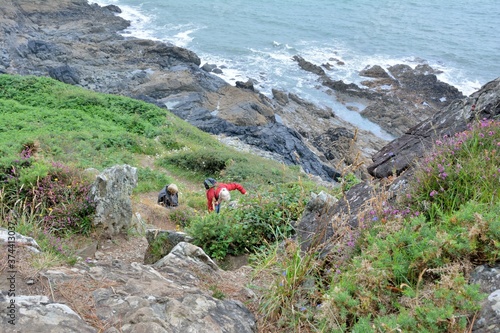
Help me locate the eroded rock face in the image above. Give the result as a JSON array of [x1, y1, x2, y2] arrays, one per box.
[[367, 78, 500, 179]]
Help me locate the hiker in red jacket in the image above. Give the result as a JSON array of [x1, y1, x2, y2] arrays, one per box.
[[204, 178, 247, 213]]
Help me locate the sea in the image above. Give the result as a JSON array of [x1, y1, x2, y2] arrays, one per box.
[[89, 0, 500, 139]]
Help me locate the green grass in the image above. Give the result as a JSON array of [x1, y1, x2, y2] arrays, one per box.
[[3, 73, 492, 332], [252, 117, 500, 332], [0, 73, 315, 263]]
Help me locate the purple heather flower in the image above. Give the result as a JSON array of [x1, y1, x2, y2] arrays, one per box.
[[430, 190, 438, 197]]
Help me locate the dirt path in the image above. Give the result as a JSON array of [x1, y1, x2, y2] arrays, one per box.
[[101, 154, 203, 264]]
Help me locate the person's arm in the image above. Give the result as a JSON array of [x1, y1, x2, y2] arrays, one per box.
[[224, 183, 247, 195]]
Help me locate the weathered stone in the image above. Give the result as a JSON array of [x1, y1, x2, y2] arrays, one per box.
[[144, 229, 194, 265], [296, 190, 339, 252], [0, 227, 41, 253], [470, 264, 500, 333], [0, 294, 97, 333], [359, 65, 390, 79], [90, 165, 138, 236]]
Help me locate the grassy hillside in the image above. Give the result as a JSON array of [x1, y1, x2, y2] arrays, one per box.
[[1, 74, 499, 332], [0, 73, 332, 257]]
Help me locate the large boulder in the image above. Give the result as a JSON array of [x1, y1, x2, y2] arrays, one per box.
[[90, 165, 138, 236]]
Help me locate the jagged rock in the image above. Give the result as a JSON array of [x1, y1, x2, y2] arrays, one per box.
[[90, 165, 138, 236], [201, 63, 217, 72], [296, 182, 373, 253], [271, 88, 289, 106], [367, 78, 500, 179], [235, 79, 255, 91], [144, 229, 193, 265], [48, 65, 80, 85], [295, 191, 339, 252], [292, 55, 326, 76], [293, 55, 464, 137], [154, 242, 219, 273], [0, 241, 257, 333], [359, 65, 390, 79]]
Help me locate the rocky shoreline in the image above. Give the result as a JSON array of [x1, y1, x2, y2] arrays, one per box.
[[0, 0, 467, 182]]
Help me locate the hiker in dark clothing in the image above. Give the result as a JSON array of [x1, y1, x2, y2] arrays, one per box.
[[158, 184, 179, 208]]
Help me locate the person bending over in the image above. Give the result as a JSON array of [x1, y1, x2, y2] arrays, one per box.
[[204, 178, 246, 213]]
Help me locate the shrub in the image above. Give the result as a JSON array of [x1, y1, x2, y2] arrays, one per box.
[[186, 182, 311, 259], [1, 153, 96, 235]]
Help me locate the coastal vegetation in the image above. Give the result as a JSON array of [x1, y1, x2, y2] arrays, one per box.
[[1, 74, 498, 332]]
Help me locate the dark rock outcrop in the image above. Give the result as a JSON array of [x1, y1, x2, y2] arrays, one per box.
[[0, 0, 347, 182], [367, 78, 500, 179], [292, 57, 465, 137]]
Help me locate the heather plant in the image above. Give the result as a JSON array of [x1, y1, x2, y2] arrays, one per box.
[[409, 118, 500, 221], [253, 118, 500, 332], [0, 150, 96, 236], [28, 162, 96, 235]]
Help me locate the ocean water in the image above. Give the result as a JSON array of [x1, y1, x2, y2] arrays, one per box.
[[90, 0, 500, 139]]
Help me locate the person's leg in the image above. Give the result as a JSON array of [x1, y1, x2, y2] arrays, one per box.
[[215, 203, 220, 213]]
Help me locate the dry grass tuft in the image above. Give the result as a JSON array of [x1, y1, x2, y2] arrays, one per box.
[[56, 277, 120, 332]]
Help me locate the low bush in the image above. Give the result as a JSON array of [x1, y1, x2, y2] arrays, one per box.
[[186, 181, 314, 259]]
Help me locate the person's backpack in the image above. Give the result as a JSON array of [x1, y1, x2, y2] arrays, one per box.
[[204, 178, 217, 190]]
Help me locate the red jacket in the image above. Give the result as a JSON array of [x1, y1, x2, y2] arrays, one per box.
[[206, 183, 246, 211]]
